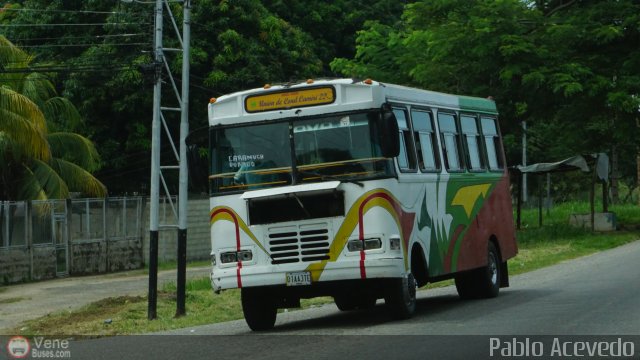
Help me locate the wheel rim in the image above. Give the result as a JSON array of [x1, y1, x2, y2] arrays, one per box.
[[489, 252, 498, 285], [406, 274, 416, 306]]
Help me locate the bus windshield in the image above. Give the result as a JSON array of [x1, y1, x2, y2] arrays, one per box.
[[210, 111, 395, 194]]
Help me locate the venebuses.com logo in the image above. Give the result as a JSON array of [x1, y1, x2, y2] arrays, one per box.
[[6, 336, 30, 359], [5, 336, 72, 359]]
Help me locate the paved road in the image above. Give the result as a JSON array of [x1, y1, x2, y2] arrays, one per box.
[[160, 239, 640, 336], [1, 241, 639, 359]]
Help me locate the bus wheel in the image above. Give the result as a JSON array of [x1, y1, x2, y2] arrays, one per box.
[[384, 273, 417, 319], [241, 288, 277, 331], [455, 242, 501, 299]]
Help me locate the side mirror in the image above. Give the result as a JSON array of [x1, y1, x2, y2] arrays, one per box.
[[377, 104, 400, 158], [185, 126, 209, 193]]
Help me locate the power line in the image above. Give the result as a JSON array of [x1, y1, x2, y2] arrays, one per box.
[[9, 33, 148, 42], [0, 65, 136, 74], [2, 58, 147, 66], [0, 42, 150, 49], [0, 7, 124, 15], [0, 22, 150, 27]]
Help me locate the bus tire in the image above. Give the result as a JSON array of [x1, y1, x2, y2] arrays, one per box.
[[384, 273, 417, 319], [455, 242, 501, 299], [241, 288, 277, 331]]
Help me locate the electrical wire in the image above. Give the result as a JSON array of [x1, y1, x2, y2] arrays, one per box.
[[0, 65, 137, 74], [0, 42, 150, 49], [9, 33, 148, 42], [1, 58, 148, 66], [0, 22, 150, 27], [0, 7, 124, 15]]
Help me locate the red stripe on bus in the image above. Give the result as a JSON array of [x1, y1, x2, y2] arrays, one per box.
[[358, 192, 395, 279]]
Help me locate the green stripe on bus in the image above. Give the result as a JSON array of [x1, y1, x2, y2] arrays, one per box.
[[458, 96, 497, 113]]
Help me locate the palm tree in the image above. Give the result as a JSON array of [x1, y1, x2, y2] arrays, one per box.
[[0, 35, 106, 200]]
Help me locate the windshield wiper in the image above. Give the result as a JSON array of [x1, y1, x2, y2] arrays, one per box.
[[292, 193, 311, 217]]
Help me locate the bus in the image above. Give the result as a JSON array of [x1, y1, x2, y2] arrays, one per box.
[[202, 78, 517, 331]]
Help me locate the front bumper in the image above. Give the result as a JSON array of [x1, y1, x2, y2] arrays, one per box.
[[210, 257, 405, 292]]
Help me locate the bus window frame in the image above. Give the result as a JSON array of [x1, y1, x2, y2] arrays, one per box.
[[436, 110, 465, 173], [460, 113, 487, 173], [392, 106, 418, 173], [479, 115, 505, 173], [409, 107, 441, 174]]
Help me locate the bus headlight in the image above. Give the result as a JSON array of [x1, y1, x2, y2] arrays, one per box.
[[364, 238, 382, 250], [220, 250, 253, 263], [389, 237, 401, 251], [220, 252, 237, 264], [347, 238, 382, 252], [237, 250, 253, 261], [347, 239, 363, 252]]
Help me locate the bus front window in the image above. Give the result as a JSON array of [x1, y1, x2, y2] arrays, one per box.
[[210, 111, 395, 194], [294, 112, 394, 183], [210, 122, 292, 193]]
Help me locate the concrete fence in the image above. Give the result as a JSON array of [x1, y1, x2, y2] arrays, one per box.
[[140, 197, 211, 264], [0, 198, 144, 284], [0, 197, 213, 285]]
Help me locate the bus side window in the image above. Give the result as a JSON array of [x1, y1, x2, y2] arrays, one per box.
[[411, 109, 440, 172], [460, 115, 485, 171], [393, 108, 417, 171], [481, 117, 504, 171], [437, 112, 463, 172]]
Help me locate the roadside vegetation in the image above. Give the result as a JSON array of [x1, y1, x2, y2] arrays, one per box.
[[11, 201, 639, 336]]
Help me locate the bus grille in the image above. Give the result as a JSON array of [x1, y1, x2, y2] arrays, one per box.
[[267, 225, 331, 265]]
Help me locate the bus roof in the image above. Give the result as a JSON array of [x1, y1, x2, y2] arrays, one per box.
[[208, 79, 497, 126]]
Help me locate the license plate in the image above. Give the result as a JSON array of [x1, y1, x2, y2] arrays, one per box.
[[286, 271, 311, 286]]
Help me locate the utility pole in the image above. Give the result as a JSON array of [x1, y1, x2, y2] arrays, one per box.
[[147, 0, 191, 320], [522, 120, 528, 203], [147, 0, 163, 321], [176, 0, 191, 317]]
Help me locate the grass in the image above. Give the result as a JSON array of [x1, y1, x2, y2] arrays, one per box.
[[14, 277, 329, 336], [11, 202, 640, 336], [151, 260, 211, 272], [510, 202, 639, 274], [0, 297, 27, 304]]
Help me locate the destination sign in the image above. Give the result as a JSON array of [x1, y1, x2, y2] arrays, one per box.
[[245, 86, 335, 113]]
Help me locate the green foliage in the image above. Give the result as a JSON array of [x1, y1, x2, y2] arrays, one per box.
[[3, 0, 640, 195], [332, 0, 640, 189], [191, 0, 322, 94], [264, 0, 408, 74], [331, 21, 410, 82], [5, 0, 407, 194], [0, 36, 105, 200]]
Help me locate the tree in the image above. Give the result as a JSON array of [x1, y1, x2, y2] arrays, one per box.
[[332, 0, 541, 137], [332, 0, 640, 195], [530, 1, 640, 200], [3, 0, 330, 194], [0, 35, 106, 200], [263, 0, 410, 74]]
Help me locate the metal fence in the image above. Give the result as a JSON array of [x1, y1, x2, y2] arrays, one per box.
[[0, 197, 145, 284]]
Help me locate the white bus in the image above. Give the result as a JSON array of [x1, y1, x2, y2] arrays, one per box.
[[202, 78, 517, 330]]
